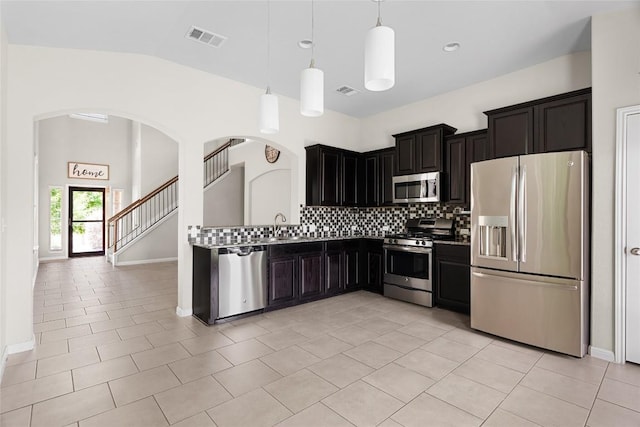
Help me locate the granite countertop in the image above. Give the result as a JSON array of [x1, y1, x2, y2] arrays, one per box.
[[193, 234, 385, 249]]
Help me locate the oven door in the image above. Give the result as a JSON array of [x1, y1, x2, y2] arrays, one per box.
[[383, 244, 432, 291]]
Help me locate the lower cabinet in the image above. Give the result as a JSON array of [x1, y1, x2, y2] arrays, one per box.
[[268, 242, 323, 309], [325, 240, 361, 294], [434, 243, 471, 313], [325, 249, 343, 295], [343, 240, 361, 290], [362, 239, 383, 293]]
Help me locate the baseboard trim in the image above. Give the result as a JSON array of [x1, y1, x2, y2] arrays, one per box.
[[589, 346, 615, 362], [115, 257, 178, 266], [7, 336, 36, 355], [176, 306, 193, 317]]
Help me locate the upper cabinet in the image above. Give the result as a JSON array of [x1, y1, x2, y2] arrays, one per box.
[[363, 147, 395, 207], [393, 124, 457, 175], [445, 130, 489, 207], [485, 88, 591, 159], [306, 144, 361, 207]]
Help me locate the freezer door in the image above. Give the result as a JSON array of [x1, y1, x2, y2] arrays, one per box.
[[471, 156, 519, 272], [518, 151, 588, 279], [470, 267, 588, 357]]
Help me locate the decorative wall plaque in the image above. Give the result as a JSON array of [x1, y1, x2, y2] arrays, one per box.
[[265, 145, 280, 164], [67, 162, 109, 180]]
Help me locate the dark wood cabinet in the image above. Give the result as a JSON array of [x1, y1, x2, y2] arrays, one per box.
[[393, 124, 456, 176], [325, 250, 343, 295], [445, 130, 488, 207], [268, 257, 297, 307], [362, 239, 383, 293], [485, 88, 591, 159], [299, 252, 324, 300], [488, 106, 534, 158], [268, 242, 323, 308], [343, 241, 360, 290], [326, 240, 360, 292], [434, 243, 470, 314], [379, 149, 395, 205], [306, 145, 361, 207], [362, 148, 395, 207], [534, 92, 591, 153]]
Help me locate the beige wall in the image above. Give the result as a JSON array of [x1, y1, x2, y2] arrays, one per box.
[[359, 51, 592, 151], [591, 7, 640, 354], [3, 45, 361, 349]]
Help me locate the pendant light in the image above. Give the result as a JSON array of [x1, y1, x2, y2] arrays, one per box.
[[364, 0, 395, 92], [259, 0, 279, 134], [300, 0, 324, 117]]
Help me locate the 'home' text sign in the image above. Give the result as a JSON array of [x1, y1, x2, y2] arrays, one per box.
[[67, 162, 109, 181]]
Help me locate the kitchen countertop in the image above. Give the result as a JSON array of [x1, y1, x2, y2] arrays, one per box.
[[434, 238, 470, 246], [193, 234, 385, 249]]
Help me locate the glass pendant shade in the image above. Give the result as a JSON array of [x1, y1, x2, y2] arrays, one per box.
[[259, 89, 279, 134], [300, 63, 324, 117], [364, 24, 395, 91]]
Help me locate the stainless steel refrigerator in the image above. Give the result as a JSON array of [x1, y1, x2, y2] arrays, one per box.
[[470, 150, 589, 357]]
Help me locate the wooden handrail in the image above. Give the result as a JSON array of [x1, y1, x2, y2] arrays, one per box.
[[108, 175, 178, 224], [204, 141, 231, 162]]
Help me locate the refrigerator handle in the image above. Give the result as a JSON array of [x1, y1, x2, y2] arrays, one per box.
[[519, 165, 527, 263], [510, 166, 518, 262]]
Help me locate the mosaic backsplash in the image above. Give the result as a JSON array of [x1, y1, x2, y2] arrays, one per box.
[[189, 203, 470, 245]]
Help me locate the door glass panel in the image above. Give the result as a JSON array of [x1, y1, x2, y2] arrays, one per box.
[[69, 187, 105, 256]]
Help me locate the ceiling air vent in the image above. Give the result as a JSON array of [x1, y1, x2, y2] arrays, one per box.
[[336, 85, 359, 97], [186, 26, 227, 48]]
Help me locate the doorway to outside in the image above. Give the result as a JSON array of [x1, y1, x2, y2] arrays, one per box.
[[68, 186, 105, 257]]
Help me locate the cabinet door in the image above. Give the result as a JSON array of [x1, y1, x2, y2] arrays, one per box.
[[395, 134, 415, 175], [344, 247, 360, 290], [269, 257, 297, 306], [446, 136, 466, 205], [325, 251, 343, 295], [320, 149, 341, 206], [435, 257, 470, 313], [363, 154, 379, 207], [415, 129, 443, 173], [534, 93, 591, 153], [299, 252, 324, 300], [366, 249, 383, 294], [379, 149, 395, 206], [342, 152, 360, 206], [489, 107, 534, 158], [465, 132, 489, 207]]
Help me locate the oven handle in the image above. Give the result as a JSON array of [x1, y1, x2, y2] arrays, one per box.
[[383, 244, 432, 254]]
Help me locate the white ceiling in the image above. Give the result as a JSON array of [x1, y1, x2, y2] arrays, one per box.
[[2, 1, 638, 118]]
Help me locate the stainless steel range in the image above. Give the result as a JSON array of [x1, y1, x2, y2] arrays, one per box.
[[383, 217, 454, 307]]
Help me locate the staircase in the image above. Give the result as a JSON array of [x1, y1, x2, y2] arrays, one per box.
[[107, 141, 231, 262]]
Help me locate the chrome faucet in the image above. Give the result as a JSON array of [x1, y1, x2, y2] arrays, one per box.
[[273, 213, 287, 238]]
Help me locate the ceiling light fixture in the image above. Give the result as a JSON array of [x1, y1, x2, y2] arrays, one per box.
[[300, 0, 324, 117], [364, 0, 395, 92], [259, 0, 279, 134], [443, 42, 461, 52]]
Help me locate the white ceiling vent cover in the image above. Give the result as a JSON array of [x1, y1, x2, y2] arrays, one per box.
[[186, 26, 227, 48], [336, 86, 359, 97]]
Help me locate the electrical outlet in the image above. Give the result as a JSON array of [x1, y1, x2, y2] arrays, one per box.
[[382, 226, 390, 231], [309, 224, 317, 232], [351, 225, 357, 231], [323, 226, 330, 231], [460, 228, 470, 236]]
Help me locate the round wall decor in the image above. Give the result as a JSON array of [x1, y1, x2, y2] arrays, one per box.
[[265, 145, 280, 163]]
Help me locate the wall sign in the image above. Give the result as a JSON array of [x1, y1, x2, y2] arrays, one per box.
[[67, 162, 109, 180]]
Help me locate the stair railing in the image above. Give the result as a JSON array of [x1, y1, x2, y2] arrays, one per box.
[[107, 141, 231, 253]]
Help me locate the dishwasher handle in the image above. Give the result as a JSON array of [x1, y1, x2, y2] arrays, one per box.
[[221, 245, 267, 256]]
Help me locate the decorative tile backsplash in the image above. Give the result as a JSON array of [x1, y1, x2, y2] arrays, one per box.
[[300, 203, 470, 238], [189, 203, 470, 245]]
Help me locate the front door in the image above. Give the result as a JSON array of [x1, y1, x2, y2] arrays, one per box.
[[626, 110, 640, 364], [68, 186, 105, 257]]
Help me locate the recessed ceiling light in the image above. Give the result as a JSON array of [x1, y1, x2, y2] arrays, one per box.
[[443, 42, 461, 52], [298, 39, 314, 49]]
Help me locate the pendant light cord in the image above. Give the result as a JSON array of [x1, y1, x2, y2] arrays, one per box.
[[267, 0, 271, 90], [377, 0, 382, 27], [311, 0, 315, 63]]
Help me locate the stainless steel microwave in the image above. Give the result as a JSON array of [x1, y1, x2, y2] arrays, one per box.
[[392, 172, 441, 203]]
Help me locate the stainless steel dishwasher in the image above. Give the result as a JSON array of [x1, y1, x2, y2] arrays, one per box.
[[217, 245, 267, 318]]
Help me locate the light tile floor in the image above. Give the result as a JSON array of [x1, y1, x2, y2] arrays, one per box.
[[1, 257, 640, 426]]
